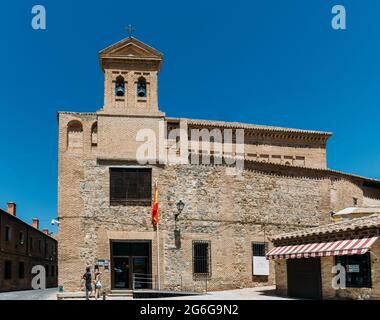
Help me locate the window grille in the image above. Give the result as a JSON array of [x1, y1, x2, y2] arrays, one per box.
[[193, 240, 211, 279], [110, 168, 152, 205]]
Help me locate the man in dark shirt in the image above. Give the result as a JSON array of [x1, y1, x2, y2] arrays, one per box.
[[83, 267, 92, 300]]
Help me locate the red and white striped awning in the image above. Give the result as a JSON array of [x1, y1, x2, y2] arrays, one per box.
[[266, 237, 378, 260]]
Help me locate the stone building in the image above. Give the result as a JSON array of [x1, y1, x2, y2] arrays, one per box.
[[268, 214, 380, 299], [0, 202, 58, 292], [57, 36, 380, 293]]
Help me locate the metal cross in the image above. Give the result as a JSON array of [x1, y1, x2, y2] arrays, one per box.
[[126, 24, 135, 38]]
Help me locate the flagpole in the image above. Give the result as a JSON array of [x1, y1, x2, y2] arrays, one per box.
[[154, 180, 161, 291], [156, 219, 160, 290]]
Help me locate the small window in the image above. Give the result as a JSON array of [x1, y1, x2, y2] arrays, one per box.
[[192, 241, 211, 279], [4, 261, 12, 280], [271, 155, 282, 164], [19, 232, 25, 245], [252, 242, 268, 257], [246, 153, 257, 160], [137, 77, 147, 98], [91, 122, 98, 147], [30, 237, 34, 251], [353, 197, 358, 206], [18, 262, 25, 279], [67, 120, 83, 151], [336, 253, 372, 288], [110, 168, 152, 205], [284, 156, 293, 165], [5, 226, 11, 241], [115, 75, 125, 97]]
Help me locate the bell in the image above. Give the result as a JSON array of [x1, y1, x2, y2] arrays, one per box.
[[138, 87, 146, 97], [116, 85, 125, 97]]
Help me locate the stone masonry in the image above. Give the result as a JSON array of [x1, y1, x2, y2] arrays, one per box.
[[57, 36, 380, 292]]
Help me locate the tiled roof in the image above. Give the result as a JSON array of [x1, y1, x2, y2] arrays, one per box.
[[167, 117, 333, 137], [57, 111, 97, 115], [243, 159, 380, 185], [0, 208, 57, 240], [334, 207, 380, 216], [271, 214, 380, 241]]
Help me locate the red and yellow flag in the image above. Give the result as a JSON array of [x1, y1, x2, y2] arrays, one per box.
[[152, 181, 159, 226]]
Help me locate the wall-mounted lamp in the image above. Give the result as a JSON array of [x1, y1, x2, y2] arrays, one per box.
[[51, 218, 61, 226], [175, 200, 185, 221]]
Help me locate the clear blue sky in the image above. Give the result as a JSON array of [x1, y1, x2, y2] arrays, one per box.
[[1, 0, 380, 233]]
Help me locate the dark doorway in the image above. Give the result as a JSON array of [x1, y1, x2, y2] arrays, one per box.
[[111, 241, 151, 290], [287, 258, 322, 299]]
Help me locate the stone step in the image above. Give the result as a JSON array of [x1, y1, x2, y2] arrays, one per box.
[[57, 292, 86, 300], [109, 290, 133, 297]]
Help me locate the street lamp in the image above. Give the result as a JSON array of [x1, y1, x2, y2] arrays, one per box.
[[175, 200, 185, 221], [51, 218, 61, 226]]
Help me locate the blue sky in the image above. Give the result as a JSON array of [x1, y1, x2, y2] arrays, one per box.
[[1, 0, 380, 233]]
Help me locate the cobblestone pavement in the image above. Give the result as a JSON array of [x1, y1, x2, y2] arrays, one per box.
[[0, 287, 58, 300]]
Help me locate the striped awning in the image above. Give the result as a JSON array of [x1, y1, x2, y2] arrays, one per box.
[[266, 237, 378, 260]]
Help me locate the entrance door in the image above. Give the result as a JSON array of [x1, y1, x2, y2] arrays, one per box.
[[113, 257, 130, 289], [287, 258, 322, 299], [111, 241, 151, 290], [133, 257, 150, 289]]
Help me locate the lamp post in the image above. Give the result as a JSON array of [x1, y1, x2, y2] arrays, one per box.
[[174, 200, 185, 249], [175, 200, 185, 221]]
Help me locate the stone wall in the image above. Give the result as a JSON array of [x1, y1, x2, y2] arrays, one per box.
[[330, 178, 364, 211], [363, 185, 380, 207], [57, 112, 380, 293], [274, 239, 380, 300], [58, 153, 335, 292]]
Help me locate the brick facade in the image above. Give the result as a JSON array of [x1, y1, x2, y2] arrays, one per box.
[[0, 206, 58, 292], [57, 36, 380, 293]]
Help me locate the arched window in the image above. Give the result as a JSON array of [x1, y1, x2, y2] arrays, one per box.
[[67, 120, 83, 152], [137, 77, 147, 98], [115, 75, 125, 97], [91, 122, 98, 147]]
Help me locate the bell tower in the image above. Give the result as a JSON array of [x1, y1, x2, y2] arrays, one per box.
[[99, 36, 164, 116]]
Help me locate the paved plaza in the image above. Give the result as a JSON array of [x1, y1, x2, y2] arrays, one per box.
[[0, 286, 294, 300]]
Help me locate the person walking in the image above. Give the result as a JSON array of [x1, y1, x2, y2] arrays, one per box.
[[82, 267, 93, 300], [94, 271, 102, 300]]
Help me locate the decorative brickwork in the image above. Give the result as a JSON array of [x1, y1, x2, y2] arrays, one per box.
[[57, 36, 380, 293]]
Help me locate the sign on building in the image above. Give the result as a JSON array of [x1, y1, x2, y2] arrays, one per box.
[[253, 256, 270, 276]]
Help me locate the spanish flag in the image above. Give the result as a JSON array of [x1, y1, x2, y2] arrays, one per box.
[[152, 181, 159, 226]]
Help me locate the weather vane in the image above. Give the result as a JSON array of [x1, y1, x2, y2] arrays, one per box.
[[126, 24, 135, 38]]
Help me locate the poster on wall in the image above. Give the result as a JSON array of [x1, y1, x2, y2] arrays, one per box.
[[253, 256, 270, 276], [347, 264, 360, 273], [104, 260, 109, 273]]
